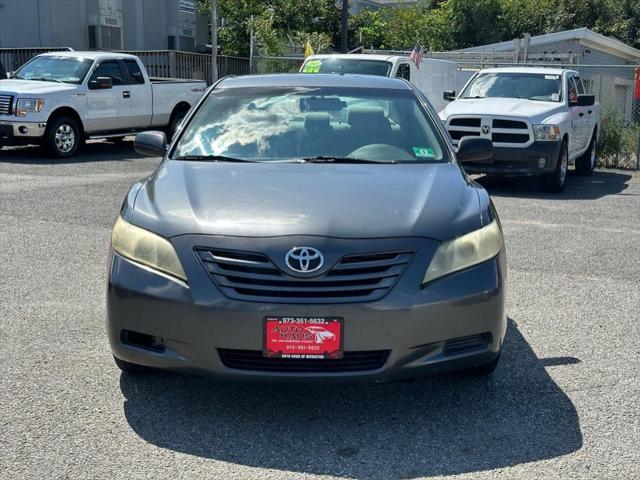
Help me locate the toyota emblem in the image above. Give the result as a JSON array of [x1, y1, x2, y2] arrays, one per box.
[[285, 247, 324, 273]]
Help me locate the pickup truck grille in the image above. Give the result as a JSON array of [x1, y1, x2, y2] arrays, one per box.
[[446, 116, 533, 147], [0, 94, 13, 115], [196, 248, 413, 304]]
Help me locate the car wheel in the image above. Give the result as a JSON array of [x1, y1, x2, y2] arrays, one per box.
[[575, 136, 596, 176], [45, 116, 81, 158], [166, 109, 187, 143], [467, 352, 500, 376], [542, 141, 568, 193], [113, 355, 149, 374]]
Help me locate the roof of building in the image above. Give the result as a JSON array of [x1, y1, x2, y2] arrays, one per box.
[[218, 73, 412, 90], [457, 28, 640, 62]]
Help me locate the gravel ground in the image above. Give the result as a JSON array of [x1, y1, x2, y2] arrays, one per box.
[[1, 141, 638, 480]]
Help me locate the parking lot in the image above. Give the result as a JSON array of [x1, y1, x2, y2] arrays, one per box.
[[1, 142, 638, 480]]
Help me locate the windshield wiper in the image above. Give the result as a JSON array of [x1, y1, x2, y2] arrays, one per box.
[[300, 156, 396, 164], [29, 77, 65, 83], [462, 95, 486, 99], [173, 155, 256, 163]]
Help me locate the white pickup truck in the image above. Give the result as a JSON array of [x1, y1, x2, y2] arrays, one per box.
[[439, 67, 601, 192], [0, 51, 206, 157]]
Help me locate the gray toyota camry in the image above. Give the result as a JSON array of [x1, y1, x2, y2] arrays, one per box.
[[107, 73, 507, 381]]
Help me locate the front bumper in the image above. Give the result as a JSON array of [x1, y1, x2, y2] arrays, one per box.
[[463, 140, 562, 176], [0, 119, 47, 142], [107, 236, 507, 382]]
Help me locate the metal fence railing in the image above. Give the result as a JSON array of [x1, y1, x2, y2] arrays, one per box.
[[0, 47, 73, 72]]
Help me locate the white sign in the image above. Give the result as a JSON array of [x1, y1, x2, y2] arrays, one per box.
[[179, 0, 196, 14]]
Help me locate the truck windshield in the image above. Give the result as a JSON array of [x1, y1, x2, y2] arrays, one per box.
[[461, 72, 562, 102], [173, 86, 447, 164], [302, 59, 392, 76], [14, 56, 93, 84]]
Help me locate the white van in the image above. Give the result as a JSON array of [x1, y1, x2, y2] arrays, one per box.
[[300, 54, 469, 112]]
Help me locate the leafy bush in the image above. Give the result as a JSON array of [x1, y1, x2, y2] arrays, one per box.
[[597, 108, 639, 169]]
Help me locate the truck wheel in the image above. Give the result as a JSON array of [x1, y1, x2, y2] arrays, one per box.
[[45, 116, 80, 158], [542, 141, 568, 193], [575, 136, 596, 176], [113, 355, 149, 375], [166, 109, 187, 143]]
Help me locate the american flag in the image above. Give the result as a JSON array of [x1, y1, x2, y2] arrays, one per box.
[[410, 43, 423, 69]]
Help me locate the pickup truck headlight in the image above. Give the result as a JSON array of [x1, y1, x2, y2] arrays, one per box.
[[16, 98, 45, 116], [422, 219, 502, 285], [111, 216, 187, 281], [533, 124, 560, 142]]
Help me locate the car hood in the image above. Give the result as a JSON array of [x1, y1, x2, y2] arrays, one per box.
[[130, 160, 482, 241], [442, 97, 564, 122], [0, 79, 78, 95]]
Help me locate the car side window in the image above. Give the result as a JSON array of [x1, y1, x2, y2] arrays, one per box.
[[395, 63, 410, 81], [90, 60, 126, 86], [123, 60, 145, 84], [568, 77, 578, 104], [574, 76, 585, 95]]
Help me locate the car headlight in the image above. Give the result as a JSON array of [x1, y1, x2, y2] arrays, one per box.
[[422, 219, 502, 285], [111, 216, 187, 281], [16, 98, 45, 116], [533, 124, 560, 142]]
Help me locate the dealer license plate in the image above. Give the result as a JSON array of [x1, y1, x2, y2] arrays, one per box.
[[263, 316, 343, 359]]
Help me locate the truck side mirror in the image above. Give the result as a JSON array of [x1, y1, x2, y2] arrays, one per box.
[[443, 90, 456, 101], [572, 94, 595, 107], [89, 76, 113, 90], [457, 137, 493, 163], [135, 131, 167, 157]]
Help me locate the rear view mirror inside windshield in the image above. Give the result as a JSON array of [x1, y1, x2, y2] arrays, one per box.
[[300, 97, 347, 112]]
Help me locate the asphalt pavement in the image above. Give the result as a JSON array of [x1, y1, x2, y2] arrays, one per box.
[[1, 141, 638, 479]]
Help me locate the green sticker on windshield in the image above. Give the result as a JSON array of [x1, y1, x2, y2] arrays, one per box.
[[413, 147, 434, 158], [302, 60, 321, 73]]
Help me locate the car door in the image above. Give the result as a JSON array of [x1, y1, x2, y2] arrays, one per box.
[[573, 75, 594, 148], [121, 59, 152, 130], [566, 76, 583, 157], [85, 59, 130, 132]]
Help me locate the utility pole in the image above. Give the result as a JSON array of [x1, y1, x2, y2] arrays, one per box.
[[249, 15, 255, 74], [341, 0, 348, 53], [211, 0, 218, 83]]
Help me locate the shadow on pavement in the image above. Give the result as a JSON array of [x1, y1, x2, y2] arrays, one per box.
[[120, 320, 582, 479], [0, 139, 147, 164], [475, 170, 633, 200]]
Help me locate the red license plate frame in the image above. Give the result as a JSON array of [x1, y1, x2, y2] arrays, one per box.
[[263, 316, 343, 359]]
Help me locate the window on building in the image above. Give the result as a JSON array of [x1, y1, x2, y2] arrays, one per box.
[[88, 26, 97, 50], [395, 63, 410, 81], [90, 60, 126, 86], [123, 59, 145, 84], [100, 26, 122, 50], [168, 36, 176, 50]]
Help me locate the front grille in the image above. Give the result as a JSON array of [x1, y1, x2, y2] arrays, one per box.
[[218, 349, 390, 372], [492, 119, 527, 129], [196, 248, 413, 304], [443, 333, 491, 356], [491, 133, 530, 144], [449, 117, 481, 127], [0, 94, 13, 115]]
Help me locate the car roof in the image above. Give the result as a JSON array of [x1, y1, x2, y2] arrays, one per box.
[[37, 51, 139, 61], [217, 73, 413, 90], [479, 67, 576, 76], [306, 53, 405, 63]]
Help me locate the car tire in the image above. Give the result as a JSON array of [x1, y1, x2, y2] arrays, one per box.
[[113, 355, 149, 374], [467, 352, 500, 376], [166, 108, 188, 143], [541, 140, 568, 193], [45, 115, 81, 158], [575, 135, 596, 176]]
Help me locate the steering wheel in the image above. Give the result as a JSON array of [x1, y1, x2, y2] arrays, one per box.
[[347, 144, 414, 161]]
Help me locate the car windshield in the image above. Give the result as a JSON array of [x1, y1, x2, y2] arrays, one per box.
[[302, 59, 393, 76], [173, 86, 447, 163], [461, 72, 562, 102], [14, 56, 93, 84]]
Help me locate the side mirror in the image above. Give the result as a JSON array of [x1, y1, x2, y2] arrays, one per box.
[[443, 90, 456, 101], [457, 137, 493, 163], [135, 131, 167, 157], [88, 76, 113, 90], [571, 94, 595, 107]]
